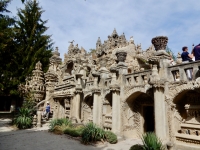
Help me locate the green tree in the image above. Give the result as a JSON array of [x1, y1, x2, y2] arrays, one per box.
[[89, 48, 96, 54], [15, 0, 53, 82], [0, 0, 19, 96]]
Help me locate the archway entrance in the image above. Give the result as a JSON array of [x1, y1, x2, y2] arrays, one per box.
[[123, 90, 154, 137], [82, 95, 93, 123], [143, 105, 154, 132]]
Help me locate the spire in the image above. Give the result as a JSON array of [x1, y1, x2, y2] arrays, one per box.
[[97, 37, 101, 43], [111, 28, 118, 38], [52, 47, 60, 57], [35, 61, 42, 70], [96, 37, 102, 48]]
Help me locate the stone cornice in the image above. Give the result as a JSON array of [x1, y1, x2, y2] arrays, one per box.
[[92, 88, 101, 93], [74, 87, 83, 94], [109, 85, 120, 92]]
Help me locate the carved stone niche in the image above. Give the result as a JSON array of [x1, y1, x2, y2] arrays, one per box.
[[116, 50, 127, 63], [151, 36, 168, 51]]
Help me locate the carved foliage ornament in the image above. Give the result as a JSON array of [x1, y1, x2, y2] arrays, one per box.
[[151, 36, 168, 51]]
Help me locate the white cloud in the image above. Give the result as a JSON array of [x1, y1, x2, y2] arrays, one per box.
[[8, 0, 200, 60]]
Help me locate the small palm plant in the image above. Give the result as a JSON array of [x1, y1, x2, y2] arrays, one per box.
[[81, 122, 106, 144], [141, 132, 164, 150], [13, 108, 33, 129], [49, 118, 72, 132]]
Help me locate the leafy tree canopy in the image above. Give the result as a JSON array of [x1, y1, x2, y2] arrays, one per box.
[[0, 0, 53, 96], [15, 0, 53, 82]]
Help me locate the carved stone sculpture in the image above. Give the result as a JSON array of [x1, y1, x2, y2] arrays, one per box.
[[151, 36, 168, 51]]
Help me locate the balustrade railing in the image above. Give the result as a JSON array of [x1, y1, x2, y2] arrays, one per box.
[[168, 60, 200, 82], [125, 69, 152, 86]]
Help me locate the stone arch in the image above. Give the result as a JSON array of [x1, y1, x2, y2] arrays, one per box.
[[81, 92, 93, 123], [166, 81, 200, 141], [83, 92, 92, 100], [123, 85, 151, 103], [166, 81, 200, 102], [122, 89, 154, 138]]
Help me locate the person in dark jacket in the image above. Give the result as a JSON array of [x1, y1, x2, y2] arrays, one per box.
[[192, 44, 200, 61], [181, 46, 193, 62]]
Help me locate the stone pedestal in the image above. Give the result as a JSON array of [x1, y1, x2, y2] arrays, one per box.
[[37, 110, 42, 127], [92, 88, 102, 127], [154, 87, 167, 140], [111, 86, 121, 134]]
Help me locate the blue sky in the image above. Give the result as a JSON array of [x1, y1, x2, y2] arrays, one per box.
[[8, 0, 200, 60]]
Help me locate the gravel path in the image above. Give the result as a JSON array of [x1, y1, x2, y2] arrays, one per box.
[[0, 119, 142, 150]]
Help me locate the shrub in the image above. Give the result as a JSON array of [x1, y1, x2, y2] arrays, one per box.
[[129, 144, 144, 150], [105, 131, 117, 144], [13, 108, 32, 129], [81, 122, 106, 144], [141, 132, 164, 150], [64, 126, 84, 137], [53, 125, 65, 135], [49, 118, 72, 132]]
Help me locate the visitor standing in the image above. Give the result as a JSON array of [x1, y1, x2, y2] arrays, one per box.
[[181, 46, 193, 80], [45, 102, 50, 120], [181, 46, 193, 62], [192, 44, 200, 61]]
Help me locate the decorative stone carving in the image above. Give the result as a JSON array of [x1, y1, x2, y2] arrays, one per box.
[[29, 61, 45, 102], [116, 50, 127, 63], [150, 65, 160, 83], [151, 36, 168, 51], [176, 52, 182, 64]]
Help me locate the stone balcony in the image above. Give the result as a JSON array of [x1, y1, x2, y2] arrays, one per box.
[[125, 69, 152, 87], [168, 60, 200, 82]]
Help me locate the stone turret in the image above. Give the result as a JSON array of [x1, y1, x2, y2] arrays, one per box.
[[44, 48, 61, 102], [30, 61, 45, 102]]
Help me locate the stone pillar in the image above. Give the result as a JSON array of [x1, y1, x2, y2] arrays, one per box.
[[110, 86, 121, 134], [154, 87, 167, 140], [37, 109, 42, 127], [73, 88, 82, 123], [92, 88, 102, 126]]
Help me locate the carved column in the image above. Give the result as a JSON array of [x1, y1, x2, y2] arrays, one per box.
[[73, 88, 82, 123], [92, 88, 102, 126], [110, 85, 121, 134], [154, 86, 167, 140], [151, 36, 171, 79]]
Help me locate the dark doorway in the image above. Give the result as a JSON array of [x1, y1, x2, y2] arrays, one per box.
[[143, 106, 154, 132], [0, 97, 11, 111]]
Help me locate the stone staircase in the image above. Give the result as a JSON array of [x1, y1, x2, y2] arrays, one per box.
[[41, 113, 53, 126]]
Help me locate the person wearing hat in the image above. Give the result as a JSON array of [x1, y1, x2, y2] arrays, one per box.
[[45, 102, 50, 120]]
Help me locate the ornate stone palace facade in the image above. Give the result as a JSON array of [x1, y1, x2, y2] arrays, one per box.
[[23, 29, 200, 149]]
